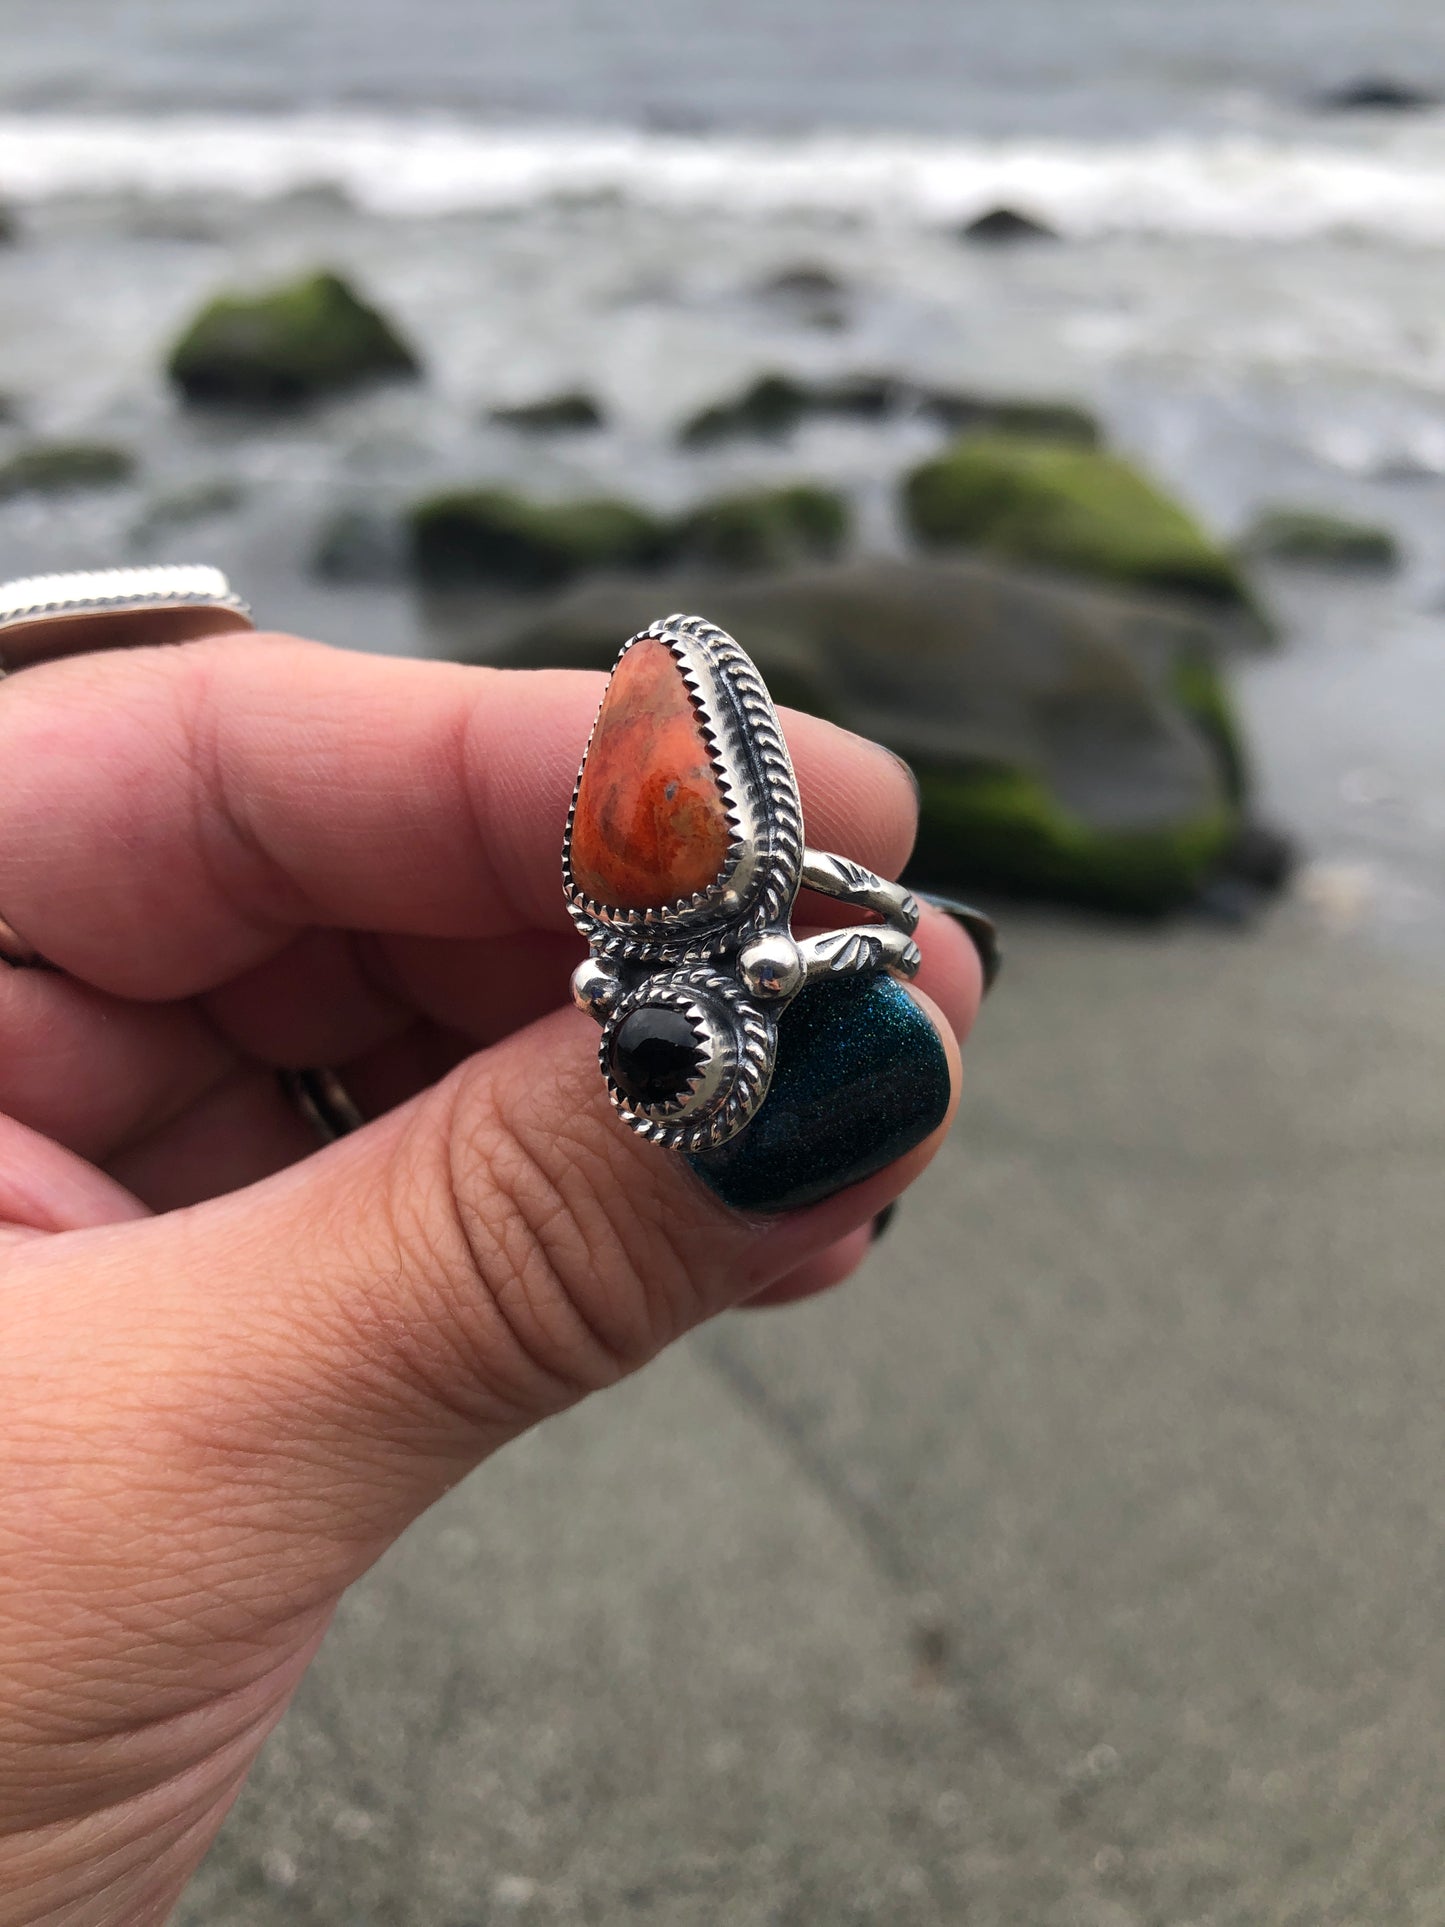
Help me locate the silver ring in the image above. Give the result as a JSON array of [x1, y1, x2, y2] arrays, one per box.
[[0, 565, 253, 676], [278, 1068, 368, 1144], [564, 612, 922, 1152]]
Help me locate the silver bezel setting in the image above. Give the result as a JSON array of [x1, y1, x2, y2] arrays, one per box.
[[563, 612, 804, 966], [599, 969, 774, 1152]]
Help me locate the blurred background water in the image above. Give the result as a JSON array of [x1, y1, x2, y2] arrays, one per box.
[[4, 6, 1445, 1923]]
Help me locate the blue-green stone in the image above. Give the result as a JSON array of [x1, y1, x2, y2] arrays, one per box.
[[688, 973, 950, 1215]]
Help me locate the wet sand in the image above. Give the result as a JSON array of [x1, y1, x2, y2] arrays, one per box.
[[179, 902, 1445, 1926]]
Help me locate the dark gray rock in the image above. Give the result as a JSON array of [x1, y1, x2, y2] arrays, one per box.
[[679, 373, 814, 446], [667, 485, 850, 572], [1317, 76, 1438, 111], [0, 440, 135, 500], [490, 391, 606, 433], [752, 264, 850, 330], [408, 487, 668, 590], [312, 505, 409, 583], [959, 205, 1060, 243], [754, 264, 849, 302], [1240, 507, 1400, 570], [474, 556, 1251, 914], [918, 389, 1101, 447]]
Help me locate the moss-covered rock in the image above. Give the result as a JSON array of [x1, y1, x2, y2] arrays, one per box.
[[668, 486, 850, 572], [167, 271, 420, 407], [680, 374, 813, 447], [0, 441, 135, 500], [911, 763, 1232, 914], [920, 391, 1101, 447], [680, 372, 1098, 450], [491, 391, 606, 433], [409, 488, 667, 590], [475, 556, 1252, 915], [1240, 508, 1399, 570], [904, 436, 1256, 615], [680, 371, 920, 446]]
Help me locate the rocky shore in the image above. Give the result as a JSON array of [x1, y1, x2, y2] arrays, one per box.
[[0, 266, 1328, 921], [1, 248, 1435, 930]]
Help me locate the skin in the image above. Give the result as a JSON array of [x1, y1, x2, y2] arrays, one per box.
[[0, 635, 981, 1925]]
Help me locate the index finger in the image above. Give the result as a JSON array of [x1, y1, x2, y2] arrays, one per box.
[[0, 633, 918, 1000]]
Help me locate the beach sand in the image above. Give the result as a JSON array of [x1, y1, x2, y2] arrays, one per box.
[[178, 902, 1445, 1926]]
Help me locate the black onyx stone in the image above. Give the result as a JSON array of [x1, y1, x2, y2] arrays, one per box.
[[608, 1006, 703, 1108]]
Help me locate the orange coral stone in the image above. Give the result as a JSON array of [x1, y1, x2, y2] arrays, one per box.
[[570, 637, 732, 910]]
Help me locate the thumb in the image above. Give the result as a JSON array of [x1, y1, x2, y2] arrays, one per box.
[[34, 974, 959, 1598]]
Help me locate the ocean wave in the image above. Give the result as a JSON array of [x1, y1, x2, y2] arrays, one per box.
[[3, 113, 1445, 241]]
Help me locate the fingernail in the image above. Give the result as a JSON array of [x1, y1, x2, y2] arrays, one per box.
[[916, 892, 1002, 995], [872, 1201, 899, 1242], [688, 974, 951, 1215], [880, 746, 921, 807]]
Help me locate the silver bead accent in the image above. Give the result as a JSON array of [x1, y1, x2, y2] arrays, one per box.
[[737, 931, 805, 1002], [571, 956, 623, 1019]]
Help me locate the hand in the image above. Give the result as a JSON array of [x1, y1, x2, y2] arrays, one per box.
[[0, 635, 980, 1923]]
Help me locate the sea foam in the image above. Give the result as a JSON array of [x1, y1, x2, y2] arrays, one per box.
[[2, 113, 1445, 242]]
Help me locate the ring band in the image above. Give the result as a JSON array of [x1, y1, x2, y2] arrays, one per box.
[[564, 612, 923, 1152], [0, 565, 253, 675]]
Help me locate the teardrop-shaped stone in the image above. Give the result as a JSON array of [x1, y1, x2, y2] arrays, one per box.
[[570, 636, 732, 910]]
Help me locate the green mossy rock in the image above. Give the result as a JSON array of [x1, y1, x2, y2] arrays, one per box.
[[920, 391, 1101, 447], [0, 441, 135, 500], [680, 374, 813, 447], [911, 764, 1232, 914], [409, 488, 668, 590], [490, 391, 606, 433], [668, 486, 851, 572], [476, 557, 1249, 915], [679, 372, 910, 446], [679, 372, 1099, 450], [1240, 508, 1400, 570], [904, 436, 1255, 615], [167, 271, 420, 406]]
